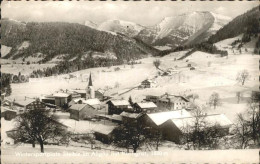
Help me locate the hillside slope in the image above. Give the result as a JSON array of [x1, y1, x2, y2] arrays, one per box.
[[208, 6, 259, 44], [1, 18, 160, 63]]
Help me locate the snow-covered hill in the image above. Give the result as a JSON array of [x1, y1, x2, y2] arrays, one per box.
[[84, 20, 97, 29]]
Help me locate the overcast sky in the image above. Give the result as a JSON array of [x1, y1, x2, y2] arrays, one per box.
[[2, 1, 258, 26]]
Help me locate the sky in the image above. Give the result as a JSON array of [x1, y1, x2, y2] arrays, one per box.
[[2, 1, 259, 26]]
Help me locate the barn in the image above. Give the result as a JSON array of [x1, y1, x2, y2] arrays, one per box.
[[106, 100, 130, 115], [69, 104, 98, 121], [143, 109, 192, 128], [93, 125, 117, 144], [133, 102, 157, 113], [1, 107, 17, 120], [53, 93, 71, 107], [139, 79, 157, 89], [160, 114, 233, 144]]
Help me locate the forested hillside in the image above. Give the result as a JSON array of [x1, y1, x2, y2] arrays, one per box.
[[1, 19, 160, 63], [208, 6, 259, 44]]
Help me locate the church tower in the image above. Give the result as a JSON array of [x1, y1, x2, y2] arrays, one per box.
[[86, 73, 95, 99]]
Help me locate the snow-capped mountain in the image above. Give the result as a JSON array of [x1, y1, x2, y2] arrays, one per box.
[[89, 11, 231, 48], [84, 20, 97, 29], [98, 19, 145, 37]]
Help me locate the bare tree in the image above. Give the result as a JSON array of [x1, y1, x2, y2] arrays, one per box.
[[236, 70, 249, 86], [187, 93, 199, 102], [14, 105, 67, 153], [236, 92, 243, 104], [144, 127, 163, 151], [247, 93, 260, 145], [209, 92, 221, 109], [113, 121, 145, 153], [153, 59, 161, 69], [233, 113, 251, 149]]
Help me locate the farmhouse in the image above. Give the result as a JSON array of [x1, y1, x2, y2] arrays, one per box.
[[13, 98, 45, 110], [95, 89, 105, 100], [69, 104, 98, 121], [93, 125, 117, 144], [145, 93, 190, 111], [53, 93, 71, 107], [1, 107, 17, 120], [69, 98, 101, 110], [41, 95, 56, 106], [120, 112, 143, 124], [143, 109, 192, 128], [133, 102, 157, 113], [139, 79, 157, 88], [160, 114, 233, 144], [107, 100, 130, 115]]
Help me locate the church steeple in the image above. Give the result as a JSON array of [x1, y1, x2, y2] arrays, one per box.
[[86, 73, 95, 99], [88, 73, 93, 86]]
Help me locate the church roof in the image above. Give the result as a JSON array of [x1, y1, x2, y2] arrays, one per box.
[[88, 73, 93, 86]]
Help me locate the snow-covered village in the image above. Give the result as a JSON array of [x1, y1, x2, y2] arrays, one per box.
[[1, 1, 260, 163]]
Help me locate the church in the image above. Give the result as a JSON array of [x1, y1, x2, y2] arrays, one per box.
[[86, 73, 95, 99]]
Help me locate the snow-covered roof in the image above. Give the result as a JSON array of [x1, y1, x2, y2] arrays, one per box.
[[108, 100, 129, 106], [136, 102, 157, 109], [69, 104, 92, 111], [147, 109, 191, 126], [14, 99, 35, 107], [93, 125, 117, 135], [96, 89, 105, 94], [53, 93, 70, 98], [120, 112, 142, 119], [84, 98, 101, 106], [75, 90, 86, 94], [160, 94, 189, 102], [111, 114, 122, 121], [1, 106, 16, 113], [171, 114, 233, 132]]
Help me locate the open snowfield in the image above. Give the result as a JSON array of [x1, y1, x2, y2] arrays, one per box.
[[1, 63, 56, 75]]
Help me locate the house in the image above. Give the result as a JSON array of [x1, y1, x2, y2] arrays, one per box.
[[26, 100, 46, 110], [143, 109, 192, 128], [95, 114, 122, 123], [69, 98, 101, 110], [95, 89, 105, 100], [1, 107, 17, 120], [93, 125, 117, 144], [84, 98, 101, 110], [139, 79, 157, 89], [133, 102, 157, 113], [41, 95, 56, 106], [72, 89, 86, 98], [160, 114, 233, 144], [145, 94, 161, 104], [145, 93, 190, 111], [69, 104, 98, 121], [13, 99, 46, 110], [53, 93, 71, 107], [120, 112, 143, 124], [106, 100, 130, 115]]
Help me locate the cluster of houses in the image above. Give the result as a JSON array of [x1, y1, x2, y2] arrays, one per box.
[[1, 73, 234, 146]]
